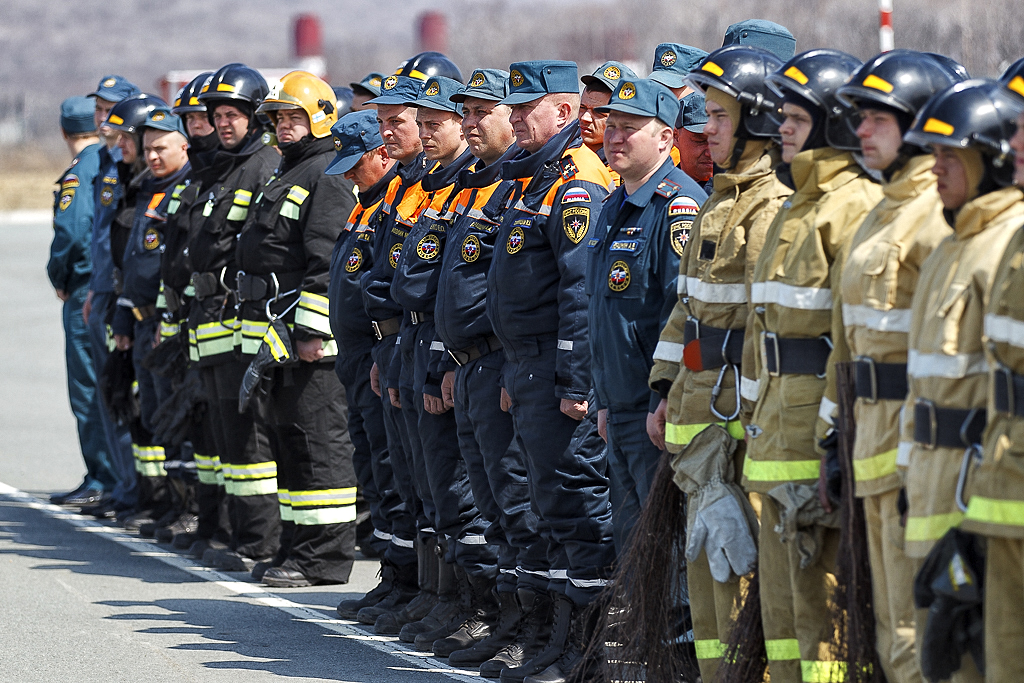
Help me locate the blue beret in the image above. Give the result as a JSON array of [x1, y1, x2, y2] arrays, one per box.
[[326, 110, 385, 176], [60, 96, 97, 134], [597, 78, 680, 129], [501, 61, 580, 105]]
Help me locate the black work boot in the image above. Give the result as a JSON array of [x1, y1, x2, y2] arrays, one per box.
[[449, 589, 521, 666], [375, 536, 439, 634], [337, 560, 394, 619], [499, 593, 572, 683], [524, 599, 602, 683], [357, 560, 418, 624], [400, 553, 460, 642], [414, 565, 473, 651], [480, 588, 553, 679], [432, 573, 499, 657]]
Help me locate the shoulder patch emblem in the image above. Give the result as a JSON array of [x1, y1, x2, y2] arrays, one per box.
[[507, 226, 525, 255], [61, 174, 80, 189], [416, 233, 440, 260], [559, 157, 579, 180], [462, 234, 481, 262], [561, 188, 591, 204], [388, 242, 403, 268], [608, 260, 631, 292], [143, 228, 161, 250], [562, 206, 590, 244], [670, 220, 692, 256], [58, 190, 75, 212], [345, 247, 363, 272], [668, 196, 700, 217]]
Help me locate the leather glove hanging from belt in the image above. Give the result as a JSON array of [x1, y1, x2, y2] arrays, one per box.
[[765, 481, 841, 569], [141, 332, 188, 382], [673, 425, 759, 582], [100, 348, 139, 426], [238, 318, 297, 412], [913, 528, 986, 681], [151, 371, 207, 447]]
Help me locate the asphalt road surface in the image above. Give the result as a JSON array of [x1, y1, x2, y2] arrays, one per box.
[[0, 211, 478, 683]]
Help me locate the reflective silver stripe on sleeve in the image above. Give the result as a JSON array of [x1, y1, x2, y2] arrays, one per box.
[[653, 340, 685, 363], [842, 303, 912, 333], [751, 281, 832, 310], [686, 277, 748, 304], [985, 312, 1024, 350], [557, 339, 574, 351], [907, 349, 987, 379]]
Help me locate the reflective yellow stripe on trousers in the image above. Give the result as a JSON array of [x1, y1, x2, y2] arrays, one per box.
[[905, 510, 964, 542], [801, 660, 847, 682], [765, 638, 800, 661], [853, 448, 898, 482], [222, 462, 277, 496], [965, 496, 1024, 527], [666, 420, 745, 447], [133, 444, 167, 477], [194, 453, 224, 486], [287, 487, 358, 525], [694, 638, 727, 660], [743, 458, 820, 482]]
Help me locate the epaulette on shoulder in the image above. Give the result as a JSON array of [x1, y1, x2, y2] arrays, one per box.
[[654, 178, 681, 198], [559, 157, 579, 181]]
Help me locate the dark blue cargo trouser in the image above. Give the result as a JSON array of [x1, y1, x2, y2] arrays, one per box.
[[453, 348, 544, 592], [606, 410, 662, 553], [502, 348, 616, 605]]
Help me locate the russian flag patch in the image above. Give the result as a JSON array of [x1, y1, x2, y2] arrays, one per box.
[[668, 196, 700, 217], [562, 188, 591, 204]]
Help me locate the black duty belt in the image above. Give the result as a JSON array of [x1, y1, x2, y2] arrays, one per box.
[[683, 318, 744, 372], [763, 332, 832, 377], [236, 271, 303, 302], [372, 317, 402, 341], [854, 357, 908, 402], [448, 335, 503, 367], [410, 311, 434, 325], [132, 304, 157, 321], [912, 401, 986, 449], [191, 271, 221, 299], [993, 366, 1024, 417]]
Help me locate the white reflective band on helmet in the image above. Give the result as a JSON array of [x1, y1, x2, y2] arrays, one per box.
[[740, 376, 760, 402], [390, 536, 414, 548], [842, 303, 912, 333], [818, 396, 837, 426], [985, 313, 1024, 350], [686, 277, 748, 304], [896, 441, 913, 467], [430, 341, 446, 351], [907, 349, 987, 379], [653, 340, 685, 363], [459, 534, 488, 545], [570, 577, 610, 588], [373, 529, 393, 540], [751, 281, 832, 310], [549, 569, 569, 580], [557, 339, 574, 351]]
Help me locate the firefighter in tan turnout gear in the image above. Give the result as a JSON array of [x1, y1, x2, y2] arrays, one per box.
[[741, 49, 883, 683], [647, 44, 791, 682], [961, 61, 1024, 683], [899, 79, 1024, 682]]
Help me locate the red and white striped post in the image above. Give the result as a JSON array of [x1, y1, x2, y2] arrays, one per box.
[[879, 0, 895, 52]]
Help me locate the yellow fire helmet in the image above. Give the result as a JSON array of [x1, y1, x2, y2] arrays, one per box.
[[257, 70, 338, 138]]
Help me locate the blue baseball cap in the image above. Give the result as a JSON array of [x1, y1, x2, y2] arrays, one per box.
[[141, 107, 187, 136], [367, 74, 423, 106], [596, 78, 681, 129], [650, 44, 709, 89], [677, 92, 708, 132], [451, 69, 509, 103], [723, 20, 796, 61], [326, 110, 385, 175], [60, 96, 97, 134], [581, 61, 639, 93], [501, 61, 580, 106], [351, 72, 385, 97], [412, 76, 464, 115], [89, 74, 140, 103]]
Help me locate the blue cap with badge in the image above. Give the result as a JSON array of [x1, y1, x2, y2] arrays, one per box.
[[141, 107, 187, 136], [722, 20, 796, 61], [89, 74, 141, 103], [581, 61, 639, 93], [677, 92, 708, 132], [351, 72, 385, 97], [500, 61, 580, 106], [412, 76, 464, 115], [596, 78, 681, 129], [60, 96, 97, 134], [367, 74, 423, 106], [650, 44, 709, 89], [325, 110, 385, 175], [451, 69, 509, 103]]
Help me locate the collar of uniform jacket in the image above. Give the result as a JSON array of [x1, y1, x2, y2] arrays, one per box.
[[501, 119, 581, 187], [422, 147, 475, 192], [358, 162, 399, 209], [142, 161, 192, 195], [619, 156, 678, 208], [397, 151, 429, 184], [953, 185, 1024, 240], [710, 142, 778, 196], [458, 143, 520, 189], [884, 155, 937, 204], [790, 147, 869, 198]]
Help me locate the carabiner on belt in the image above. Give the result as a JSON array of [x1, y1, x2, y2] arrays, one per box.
[[709, 329, 741, 422], [265, 272, 299, 322], [955, 443, 983, 512]]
